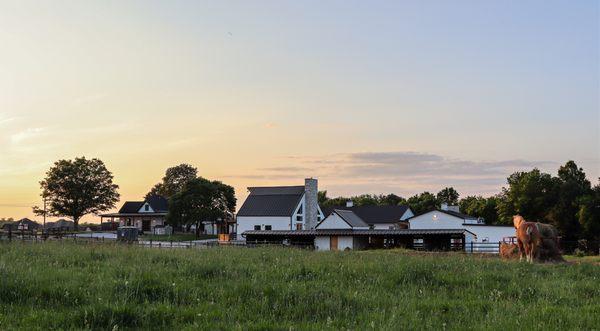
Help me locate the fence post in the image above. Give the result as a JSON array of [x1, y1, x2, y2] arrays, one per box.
[[150, 239, 153, 248], [171, 240, 173, 248], [470, 241, 473, 253]]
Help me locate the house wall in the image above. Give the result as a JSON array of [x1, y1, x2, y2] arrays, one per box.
[[338, 236, 354, 250], [401, 209, 414, 220], [409, 211, 464, 229], [236, 216, 291, 241], [371, 223, 398, 230], [315, 237, 330, 251], [316, 213, 352, 229], [464, 225, 515, 243]]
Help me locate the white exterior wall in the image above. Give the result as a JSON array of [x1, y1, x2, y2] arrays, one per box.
[[409, 211, 464, 229], [315, 237, 330, 251], [371, 223, 397, 229], [464, 225, 515, 243], [338, 236, 354, 250], [400, 209, 414, 220], [316, 213, 353, 229], [236, 216, 291, 241]]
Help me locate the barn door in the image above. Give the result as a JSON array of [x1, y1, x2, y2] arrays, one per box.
[[330, 236, 338, 251]]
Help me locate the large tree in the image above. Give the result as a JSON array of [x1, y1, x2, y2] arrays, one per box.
[[577, 179, 600, 241], [496, 168, 559, 224], [35, 157, 119, 230], [436, 187, 459, 205], [407, 192, 438, 214], [167, 178, 236, 236], [146, 164, 198, 199], [548, 161, 592, 240]]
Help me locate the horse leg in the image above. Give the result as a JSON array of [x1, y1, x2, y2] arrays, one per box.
[[517, 239, 525, 262]]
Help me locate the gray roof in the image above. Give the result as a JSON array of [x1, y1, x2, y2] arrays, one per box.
[[237, 186, 305, 217], [116, 195, 168, 214], [333, 210, 369, 228], [321, 205, 411, 224], [243, 229, 474, 237], [438, 209, 479, 220]]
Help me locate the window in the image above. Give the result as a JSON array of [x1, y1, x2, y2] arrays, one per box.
[[317, 216, 322, 222], [265, 225, 272, 231], [296, 223, 303, 230], [144, 204, 149, 211], [254, 225, 261, 230], [297, 204, 303, 214], [296, 216, 303, 223]]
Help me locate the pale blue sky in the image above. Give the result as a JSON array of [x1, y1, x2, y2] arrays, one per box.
[[0, 0, 598, 218]]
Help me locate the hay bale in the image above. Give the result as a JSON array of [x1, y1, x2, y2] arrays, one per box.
[[500, 243, 519, 259]]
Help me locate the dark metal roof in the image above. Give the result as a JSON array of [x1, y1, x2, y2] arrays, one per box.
[[100, 212, 167, 217], [118, 201, 144, 213], [333, 210, 369, 228], [146, 195, 168, 212], [237, 186, 304, 217], [115, 195, 168, 215], [321, 205, 411, 224], [248, 186, 305, 195], [243, 229, 473, 237]]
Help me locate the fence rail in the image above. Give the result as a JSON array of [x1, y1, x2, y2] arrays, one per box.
[[1, 231, 598, 255]]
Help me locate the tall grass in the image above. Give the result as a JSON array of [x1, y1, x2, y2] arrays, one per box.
[[0, 242, 598, 330]]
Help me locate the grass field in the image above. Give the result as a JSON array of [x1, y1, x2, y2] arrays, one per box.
[[0, 243, 598, 330]]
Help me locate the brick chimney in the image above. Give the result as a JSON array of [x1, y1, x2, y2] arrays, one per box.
[[304, 178, 318, 230]]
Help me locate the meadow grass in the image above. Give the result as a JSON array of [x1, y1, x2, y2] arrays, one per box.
[[0, 242, 598, 330]]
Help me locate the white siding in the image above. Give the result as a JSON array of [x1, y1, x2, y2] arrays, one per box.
[[400, 209, 414, 220], [315, 237, 330, 251], [138, 203, 154, 213], [371, 223, 398, 229], [316, 213, 353, 229], [409, 211, 464, 229], [464, 225, 515, 243], [338, 236, 354, 250], [236, 216, 291, 241]]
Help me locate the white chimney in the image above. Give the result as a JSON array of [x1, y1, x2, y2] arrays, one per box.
[[346, 200, 354, 208], [304, 178, 318, 230]]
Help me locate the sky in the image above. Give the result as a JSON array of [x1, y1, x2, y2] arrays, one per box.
[[0, 0, 598, 222]]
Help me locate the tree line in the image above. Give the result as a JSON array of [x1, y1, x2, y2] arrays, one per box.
[[320, 161, 599, 241], [31, 157, 598, 241]]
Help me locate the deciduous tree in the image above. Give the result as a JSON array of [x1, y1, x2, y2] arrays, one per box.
[[36, 157, 119, 230]]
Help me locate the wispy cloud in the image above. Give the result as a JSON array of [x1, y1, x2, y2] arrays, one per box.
[[228, 151, 555, 197], [10, 127, 46, 144]]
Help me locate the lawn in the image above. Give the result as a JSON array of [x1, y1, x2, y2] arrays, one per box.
[[0, 243, 598, 330]]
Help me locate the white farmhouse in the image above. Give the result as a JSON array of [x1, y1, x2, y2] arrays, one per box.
[[236, 178, 325, 240], [408, 204, 515, 251]]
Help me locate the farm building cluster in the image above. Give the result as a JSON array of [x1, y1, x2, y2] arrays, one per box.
[[237, 178, 515, 252]]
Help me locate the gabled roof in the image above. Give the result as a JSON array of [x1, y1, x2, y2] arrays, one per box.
[[118, 201, 145, 214], [332, 210, 369, 228], [237, 186, 305, 217], [146, 195, 168, 212], [321, 205, 411, 224], [116, 195, 168, 214]]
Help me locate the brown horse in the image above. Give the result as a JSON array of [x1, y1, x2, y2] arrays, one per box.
[[513, 215, 562, 262], [513, 215, 542, 263]]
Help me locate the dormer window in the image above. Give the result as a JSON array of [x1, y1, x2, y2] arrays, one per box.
[[144, 204, 149, 211]]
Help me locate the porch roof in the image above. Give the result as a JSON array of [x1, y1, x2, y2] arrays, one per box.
[[99, 212, 167, 218], [243, 228, 474, 237]]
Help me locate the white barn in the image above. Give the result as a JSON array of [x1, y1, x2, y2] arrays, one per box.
[[408, 204, 515, 252], [236, 178, 325, 241]]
